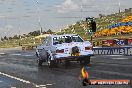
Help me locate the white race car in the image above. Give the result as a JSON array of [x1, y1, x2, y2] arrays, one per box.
[[36, 34, 93, 67]]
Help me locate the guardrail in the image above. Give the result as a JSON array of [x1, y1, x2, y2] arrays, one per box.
[[93, 46, 132, 56]]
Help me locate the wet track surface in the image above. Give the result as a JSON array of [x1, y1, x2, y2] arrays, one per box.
[[0, 48, 132, 88]]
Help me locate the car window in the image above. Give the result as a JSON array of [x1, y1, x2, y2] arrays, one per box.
[[71, 35, 84, 42], [53, 37, 65, 45], [53, 35, 84, 45]]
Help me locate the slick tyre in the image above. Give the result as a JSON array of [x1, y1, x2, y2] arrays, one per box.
[[48, 60, 58, 68]]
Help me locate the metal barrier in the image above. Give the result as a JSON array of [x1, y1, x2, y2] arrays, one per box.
[[93, 46, 132, 56]]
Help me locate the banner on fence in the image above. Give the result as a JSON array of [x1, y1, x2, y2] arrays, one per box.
[[109, 22, 132, 29], [93, 47, 132, 56]]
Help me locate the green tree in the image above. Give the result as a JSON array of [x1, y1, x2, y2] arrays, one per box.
[[34, 30, 40, 36], [13, 35, 19, 39], [28, 30, 40, 36], [47, 29, 53, 34], [42, 31, 47, 34], [18, 35, 21, 39], [1, 37, 4, 41], [9, 37, 13, 40], [4, 36, 8, 40]]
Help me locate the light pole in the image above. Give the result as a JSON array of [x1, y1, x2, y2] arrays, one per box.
[[118, 0, 121, 13], [18, 24, 21, 46], [35, 0, 42, 35], [80, 0, 83, 21], [80, 0, 86, 39]]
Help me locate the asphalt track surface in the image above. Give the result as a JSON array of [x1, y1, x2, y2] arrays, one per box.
[[0, 48, 132, 88]]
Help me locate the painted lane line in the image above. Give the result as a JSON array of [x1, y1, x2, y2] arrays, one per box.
[[35, 85, 40, 87], [0, 53, 6, 55], [100, 55, 123, 57], [39, 85, 46, 87], [46, 84, 53, 86], [10, 54, 21, 56], [0, 72, 52, 88], [94, 70, 132, 77], [35, 84, 47, 88], [9, 53, 34, 57], [41, 87, 46, 88], [112, 58, 129, 59], [0, 72, 30, 84], [108, 55, 124, 57], [21, 54, 34, 57], [11, 87, 16, 88], [0, 80, 3, 82], [92, 61, 132, 67]]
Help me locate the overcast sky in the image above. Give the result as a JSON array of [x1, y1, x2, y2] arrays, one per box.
[[0, 0, 132, 37]]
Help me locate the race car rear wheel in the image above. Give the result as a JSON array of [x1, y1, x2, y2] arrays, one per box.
[[47, 55, 57, 68], [47, 53, 58, 68], [48, 60, 58, 68]]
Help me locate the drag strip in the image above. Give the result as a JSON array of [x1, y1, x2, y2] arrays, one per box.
[[0, 49, 132, 88]]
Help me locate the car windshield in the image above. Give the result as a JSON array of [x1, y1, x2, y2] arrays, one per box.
[[53, 35, 84, 45]]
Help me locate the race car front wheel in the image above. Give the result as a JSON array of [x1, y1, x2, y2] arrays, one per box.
[[47, 54, 58, 68]]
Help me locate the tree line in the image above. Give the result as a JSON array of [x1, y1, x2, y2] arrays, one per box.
[[1, 29, 54, 41]]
